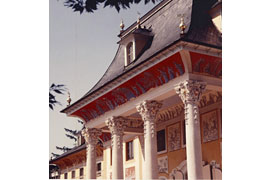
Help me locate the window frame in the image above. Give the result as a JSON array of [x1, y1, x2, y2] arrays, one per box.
[[97, 161, 102, 177], [157, 128, 167, 154], [125, 140, 134, 161], [79, 168, 84, 179], [71, 170, 75, 179], [64, 172, 68, 179], [126, 42, 134, 65]]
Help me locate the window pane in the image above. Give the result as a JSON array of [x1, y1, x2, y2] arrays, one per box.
[[97, 162, 101, 171], [127, 42, 133, 63], [80, 168, 84, 176], [72, 171, 75, 178], [157, 129, 166, 152], [126, 141, 134, 160]]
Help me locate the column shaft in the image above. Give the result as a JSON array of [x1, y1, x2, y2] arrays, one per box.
[[106, 116, 127, 180], [185, 103, 203, 179], [82, 128, 102, 180], [137, 100, 162, 180], [86, 142, 97, 179], [112, 133, 124, 179], [175, 80, 206, 180], [144, 118, 158, 179]]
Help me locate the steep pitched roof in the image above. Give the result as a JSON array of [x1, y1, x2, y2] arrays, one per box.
[[61, 0, 221, 113], [83, 0, 221, 97]]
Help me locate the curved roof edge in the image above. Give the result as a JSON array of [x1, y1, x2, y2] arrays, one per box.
[[61, 0, 221, 114]]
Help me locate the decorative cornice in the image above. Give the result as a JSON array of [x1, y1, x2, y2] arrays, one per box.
[[125, 117, 144, 129], [157, 103, 184, 123], [174, 80, 206, 104]]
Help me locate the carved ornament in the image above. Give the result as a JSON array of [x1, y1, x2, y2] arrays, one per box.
[[157, 104, 184, 123], [136, 100, 162, 122], [106, 116, 127, 149], [81, 128, 102, 155], [175, 80, 206, 104], [137, 100, 162, 138]]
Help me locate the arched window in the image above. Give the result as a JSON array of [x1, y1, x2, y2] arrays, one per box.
[[126, 42, 134, 64]]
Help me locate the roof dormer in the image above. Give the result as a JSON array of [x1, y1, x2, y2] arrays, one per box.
[[118, 19, 154, 67]]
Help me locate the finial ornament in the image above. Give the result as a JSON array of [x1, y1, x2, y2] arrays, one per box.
[[120, 19, 125, 30], [137, 11, 141, 28], [67, 92, 71, 106], [179, 15, 186, 34]]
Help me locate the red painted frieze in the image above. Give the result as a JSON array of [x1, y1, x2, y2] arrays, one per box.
[[190, 51, 222, 77], [73, 52, 185, 122]]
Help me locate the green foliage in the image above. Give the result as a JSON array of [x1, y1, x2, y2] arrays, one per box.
[[49, 83, 67, 110], [51, 152, 60, 158], [65, 134, 78, 142], [63, 0, 158, 14], [56, 146, 72, 152]]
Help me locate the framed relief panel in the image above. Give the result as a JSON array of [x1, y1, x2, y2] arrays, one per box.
[[168, 123, 181, 152], [125, 166, 135, 180], [158, 156, 168, 173], [201, 110, 219, 143]]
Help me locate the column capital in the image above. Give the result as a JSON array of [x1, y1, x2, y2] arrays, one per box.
[[136, 100, 162, 122], [81, 128, 102, 146], [174, 80, 206, 104], [105, 116, 127, 136]]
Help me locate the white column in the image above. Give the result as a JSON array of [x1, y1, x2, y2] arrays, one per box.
[[82, 128, 102, 180], [106, 116, 127, 180], [137, 100, 162, 180], [175, 80, 206, 180]]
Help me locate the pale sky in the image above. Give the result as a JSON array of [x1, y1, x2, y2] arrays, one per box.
[[49, 0, 158, 158]]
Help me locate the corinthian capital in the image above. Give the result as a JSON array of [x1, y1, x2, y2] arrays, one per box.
[[81, 128, 102, 145], [105, 116, 127, 136], [136, 100, 162, 122], [175, 80, 206, 104]]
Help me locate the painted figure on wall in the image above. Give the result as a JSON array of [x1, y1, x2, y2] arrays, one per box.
[[168, 123, 181, 151], [202, 110, 219, 142]]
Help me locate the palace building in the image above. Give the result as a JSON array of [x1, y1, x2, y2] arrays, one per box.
[[49, 0, 222, 179]]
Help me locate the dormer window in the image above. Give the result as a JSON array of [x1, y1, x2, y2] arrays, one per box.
[[126, 42, 134, 65], [118, 19, 154, 67]]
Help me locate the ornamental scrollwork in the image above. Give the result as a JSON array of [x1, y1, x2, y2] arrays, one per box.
[[105, 116, 127, 149], [136, 100, 162, 122], [137, 100, 162, 138], [174, 80, 206, 104], [81, 128, 102, 155]]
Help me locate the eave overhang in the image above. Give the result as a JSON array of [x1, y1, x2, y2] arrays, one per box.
[[61, 40, 221, 123], [61, 0, 222, 122]]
